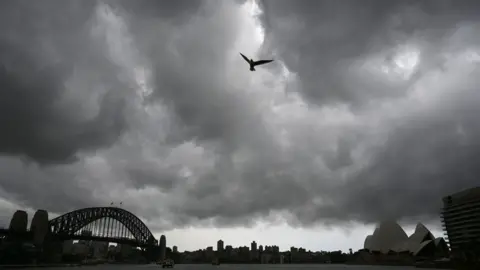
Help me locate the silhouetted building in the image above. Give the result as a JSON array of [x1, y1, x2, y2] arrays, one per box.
[[9, 210, 28, 232], [225, 245, 233, 257], [441, 187, 480, 256], [30, 209, 49, 246], [217, 240, 224, 252], [259, 245, 264, 252], [363, 221, 448, 257], [173, 246, 178, 253], [251, 241, 258, 260], [159, 235, 166, 261], [206, 246, 214, 260], [251, 241, 257, 252], [261, 253, 271, 264]]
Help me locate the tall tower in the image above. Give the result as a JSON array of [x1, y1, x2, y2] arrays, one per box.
[[251, 241, 257, 252], [9, 210, 28, 232], [30, 210, 49, 247], [217, 239, 224, 252], [251, 241, 258, 260], [217, 239, 224, 259], [159, 235, 166, 261]]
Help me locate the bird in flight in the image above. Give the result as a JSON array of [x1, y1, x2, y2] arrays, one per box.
[[240, 53, 274, 71]]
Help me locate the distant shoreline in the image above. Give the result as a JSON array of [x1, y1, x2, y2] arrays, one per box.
[[0, 264, 80, 269]]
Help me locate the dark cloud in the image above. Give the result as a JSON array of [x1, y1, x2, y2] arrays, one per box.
[[253, 0, 480, 225], [113, 0, 205, 21], [125, 164, 181, 191], [0, 0, 127, 164], [1, 0, 480, 234], [256, 0, 480, 106], [339, 79, 480, 223], [0, 157, 105, 214]]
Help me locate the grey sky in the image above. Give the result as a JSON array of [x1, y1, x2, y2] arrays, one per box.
[[0, 0, 479, 251]]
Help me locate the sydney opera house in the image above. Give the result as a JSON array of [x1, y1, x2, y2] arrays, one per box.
[[353, 221, 449, 265]]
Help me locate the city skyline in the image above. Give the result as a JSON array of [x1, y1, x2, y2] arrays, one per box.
[[4, 187, 478, 265], [1, 0, 480, 255], [163, 222, 445, 253], [0, 204, 445, 253]]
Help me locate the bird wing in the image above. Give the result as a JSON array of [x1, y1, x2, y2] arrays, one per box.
[[240, 53, 251, 64], [253, 59, 274, 66]]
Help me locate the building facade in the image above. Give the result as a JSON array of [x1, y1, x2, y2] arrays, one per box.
[[217, 240, 224, 252], [441, 187, 480, 257], [159, 235, 166, 261]]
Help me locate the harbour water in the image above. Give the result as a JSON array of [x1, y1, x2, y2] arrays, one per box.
[[15, 264, 446, 270]]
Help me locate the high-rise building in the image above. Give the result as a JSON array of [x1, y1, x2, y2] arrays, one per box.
[[159, 235, 167, 261], [251, 241, 257, 252], [251, 241, 258, 260], [173, 246, 178, 253], [441, 187, 480, 256], [217, 239, 224, 252], [259, 245, 264, 252]]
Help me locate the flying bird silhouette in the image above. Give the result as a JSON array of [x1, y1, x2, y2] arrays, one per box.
[[240, 53, 274, 71]]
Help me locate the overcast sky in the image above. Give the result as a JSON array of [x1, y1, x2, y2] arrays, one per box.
[[1, 0, 479, 252]]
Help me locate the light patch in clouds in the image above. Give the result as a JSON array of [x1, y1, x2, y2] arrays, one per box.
[[379, 45, 421, 80], [246, 0, 264, 45], [394, 48, 420, 75], [93, 2, 153, 99]]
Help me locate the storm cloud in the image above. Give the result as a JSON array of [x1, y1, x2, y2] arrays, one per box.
[[0, 0, 479, 232]]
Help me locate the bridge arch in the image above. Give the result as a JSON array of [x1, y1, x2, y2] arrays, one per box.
[[48, 207, 157, 246]]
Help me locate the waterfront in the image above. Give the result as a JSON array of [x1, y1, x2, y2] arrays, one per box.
[[10, 265, 446, 270]]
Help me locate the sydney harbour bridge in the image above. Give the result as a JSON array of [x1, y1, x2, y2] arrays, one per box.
[[0, 206, 167, 264]]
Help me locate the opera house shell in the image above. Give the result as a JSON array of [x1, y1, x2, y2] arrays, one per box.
[[363, 221, 449, 258]]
